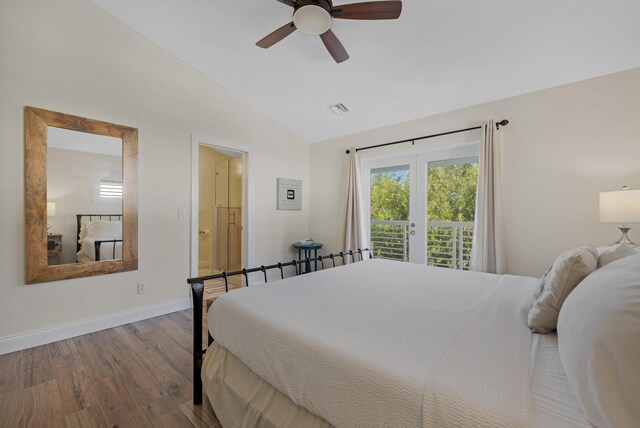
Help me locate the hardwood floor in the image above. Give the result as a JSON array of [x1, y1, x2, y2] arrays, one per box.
[[0, 310, 222, 428]]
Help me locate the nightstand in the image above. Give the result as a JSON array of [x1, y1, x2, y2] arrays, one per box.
[[47, 234, 63, 265]]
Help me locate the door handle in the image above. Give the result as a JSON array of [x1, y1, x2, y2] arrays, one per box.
[[410, 230, 416, 235]]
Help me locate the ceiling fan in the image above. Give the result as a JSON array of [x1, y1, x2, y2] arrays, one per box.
[[256, 0, 402, 63]]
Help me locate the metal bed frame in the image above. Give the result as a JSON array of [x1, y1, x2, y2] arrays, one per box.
[[76, 214, 123, 261], [187, 247, 373, 405]]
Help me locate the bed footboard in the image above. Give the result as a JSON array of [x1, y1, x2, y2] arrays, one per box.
[[187, 248, 372, 405]]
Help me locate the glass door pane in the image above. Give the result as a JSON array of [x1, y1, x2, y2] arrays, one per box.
[[369, 164, 411, 262], [214, 157, 243, 272], [425, 157, 478, 270]]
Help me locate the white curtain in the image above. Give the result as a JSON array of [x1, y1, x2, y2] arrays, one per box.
[[343, 148, 367, 256], [470, 120, 507, 274]]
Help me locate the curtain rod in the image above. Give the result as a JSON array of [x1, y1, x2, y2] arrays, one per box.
[[345, 119, 509, 154]]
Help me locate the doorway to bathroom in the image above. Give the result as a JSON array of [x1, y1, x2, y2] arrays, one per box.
[[196, 144, 244, 277]]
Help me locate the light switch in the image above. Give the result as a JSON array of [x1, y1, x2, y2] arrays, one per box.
[[178, 208, 185, 219]]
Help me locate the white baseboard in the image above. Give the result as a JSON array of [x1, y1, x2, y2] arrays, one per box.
[[0, 297, 191, 355]]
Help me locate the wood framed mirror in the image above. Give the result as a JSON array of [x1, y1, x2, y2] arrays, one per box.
[[25, 107, 138, 283]]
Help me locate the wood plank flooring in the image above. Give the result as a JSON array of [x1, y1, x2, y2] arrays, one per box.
[[0, 310, 221, 428]]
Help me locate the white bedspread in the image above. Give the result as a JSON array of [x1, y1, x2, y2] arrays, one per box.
[[531, 334, 591, 427], [208, 259, 545, 428]]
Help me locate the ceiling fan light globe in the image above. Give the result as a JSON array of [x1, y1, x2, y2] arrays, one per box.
[[293, 5, 332, 36]]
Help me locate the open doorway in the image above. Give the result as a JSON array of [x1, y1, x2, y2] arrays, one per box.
[[191, 138, 250, 337], [197, 145, 244, 277]]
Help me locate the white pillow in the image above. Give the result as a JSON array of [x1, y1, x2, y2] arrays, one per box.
[[78, 222, 89, 243], [557, 255, 640, 428], [599, 251, 640, 273], [596, 243, 637, 268], [85, 220, 122, 240], [527, 246, 598, 333]]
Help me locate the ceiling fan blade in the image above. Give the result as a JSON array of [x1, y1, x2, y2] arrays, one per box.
[[331, 1, 402, 20], [275, 0, 296, 7], [320, 30, 349, 63], [256, 22, 297, 49]]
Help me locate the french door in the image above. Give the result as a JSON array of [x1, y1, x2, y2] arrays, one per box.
[[361, 144, 479, 268]]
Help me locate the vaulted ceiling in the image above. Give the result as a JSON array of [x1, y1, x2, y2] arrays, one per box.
[[89, 0, 640, 142]]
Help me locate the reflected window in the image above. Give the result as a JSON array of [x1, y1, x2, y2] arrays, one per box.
[[100, 180, 123, 198]]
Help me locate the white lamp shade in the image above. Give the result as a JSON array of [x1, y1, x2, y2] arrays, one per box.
[[47, 202, 56, 217], [599, 189, 640, 223]]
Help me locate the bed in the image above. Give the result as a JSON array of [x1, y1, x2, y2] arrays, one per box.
[[75, 214, 123, 262], [193, 257, 593, 428]]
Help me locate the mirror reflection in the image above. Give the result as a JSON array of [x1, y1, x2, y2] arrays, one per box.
[[46, 127, 123, 265]]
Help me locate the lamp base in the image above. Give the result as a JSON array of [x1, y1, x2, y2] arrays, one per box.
[[611, 227, 637, 247]]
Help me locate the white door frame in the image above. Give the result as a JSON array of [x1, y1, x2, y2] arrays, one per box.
[[361, 142, 480, 264], [190, 134, 253, 277]]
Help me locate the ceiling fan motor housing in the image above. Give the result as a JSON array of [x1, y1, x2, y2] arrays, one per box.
[[294, 0, 333, 12], [293, 0, 334, 35]]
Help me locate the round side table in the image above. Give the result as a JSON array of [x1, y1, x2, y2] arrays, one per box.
[[292, 242, 323, 273]]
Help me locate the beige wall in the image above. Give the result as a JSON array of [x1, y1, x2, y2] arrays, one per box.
[[0, 0, 309, 344], [309, 68, 640, 277], [229, 157, 243, 210]]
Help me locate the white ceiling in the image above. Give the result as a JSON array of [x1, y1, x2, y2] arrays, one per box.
[[88, 0, 640, 143]]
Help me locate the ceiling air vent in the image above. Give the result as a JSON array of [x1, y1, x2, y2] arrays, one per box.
[[328, 103, 349, 116]]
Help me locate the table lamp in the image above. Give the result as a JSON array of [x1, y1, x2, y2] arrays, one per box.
[[599, 186, 640, 246]]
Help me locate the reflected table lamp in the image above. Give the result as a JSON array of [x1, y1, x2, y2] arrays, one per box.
[[599, 186, 640, 246]]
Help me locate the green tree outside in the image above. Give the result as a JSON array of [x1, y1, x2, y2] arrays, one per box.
[[370, 162, 478, 267], [370, 171, 409, 221], [426, 163, 478, 269], [427, 163, 478, 222]]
